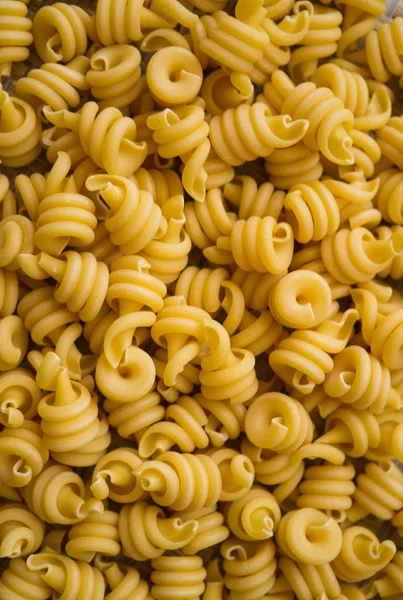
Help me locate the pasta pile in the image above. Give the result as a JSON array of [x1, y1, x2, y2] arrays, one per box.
[[0, 0, 403, 598]]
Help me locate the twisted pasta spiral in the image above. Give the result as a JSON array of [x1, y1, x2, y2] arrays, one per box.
[[265, 142, 323, 190], [363, 17, 403, 83], [209, 102, 308, 167], [0, 214, 35, 271], [138, 395, 209, 458], [199, 320, 258, 404], [277, 508, 343, 564], [221, 537, 276, 600], [102, 562, 152, 600], [297, 461, 356, 517], [91, 447, 144, 503], [208, 448, 254, 502], [224, 175, 285, 220], [86, 174, 165, 255], [277, 556, 341, 600], [147, 104, 211, 203], [44, 102, 147, 176], [105, 390, 165, 441], [376, 168, 403, 225], [0, 87, 42, 167], [0, 0, 33, 79], [230, 268, 285, 312], [367, 551, 403, 598], [65, 510, 120, 562], [347, 460, 403, 522], [0, 503, 44, 559], [173, 504, 230, 554], [21, 461, 103, 525], [311, 63, 391, 130], [225, 486, 281, 541], [130, 166, 183, 209], [269, 271, 332, 328], [175, 266, 230, 315], [16, 56, 90, 115], [201, 69, 255, 115], [376, 116, 403, 171], [22, 250, 109, 323], [119, 500, 198, 561], [323, 345, 400, 414], [33, 3, 97, 63], [87, 44, 142, 110], [151, 556, 206, 600], [374, 226, 403, 280], [27, 553, 105, 599], [140, 195, 191, 284], [0, 557, 51, 600], [0, 369, 41, 428], [0, 315, 27, 372], [0, 420, 48, 488], [135, 451, 221, 511], [196, 393, 246, 448], [332, 526, 396, 583]]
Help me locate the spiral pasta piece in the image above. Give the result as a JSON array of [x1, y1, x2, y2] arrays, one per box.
[[173, 504, 230, 555], [65, 510, 120, 562], [87, 44, 142, 110], [91, 447, 144, 503], [0, 214, 35, 271], [230, 268, 285, 312], [44, 102, 147, 176], [21, 461, 103, 525], [0, 86, 42, 167], [297, 461, 356, 517], [201, 69, 255, 115], [332, 526, 396, 583], [265, 142, 324, 190], [366, 551, 403, 598], [224, 486, 281, 542], [175, 266, 229, 315], [130, 166, 183, 209], [119, 500, 198, 561], [375, 225, 403, 280], [27, 553, 105, 599], [209, 102, 308, 167], [208, 448, 254, 502], [0, 557, 51, 600], [277, 557, 341, 600], [185, 188, 236, 253], [0, 369, 41, 429], [138, 395, 209, 458], [16, 56, 90, 115], [362, 17, 403, 83], [276, 508, 343, 564], [0, 0, 33, 79], [376, 116, 403, 170], [323, 345, 400, 414], [147, 104, 211, 202], [0, 503, 44, 559], [224, 176, 285, 221], [375, 168, 403, 225], [151, 556, 206, 600], [105, 390, 165, 441], [33, 3, 97, 63], [86, 174, 165, 256], [0, 420, 48, 488], [102, 562, 152, 600], [196, 393, 246, 449]]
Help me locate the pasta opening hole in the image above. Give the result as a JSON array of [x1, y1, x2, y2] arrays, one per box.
[[296, 294, 309, 305]]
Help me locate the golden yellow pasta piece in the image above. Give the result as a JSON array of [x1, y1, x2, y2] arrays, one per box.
[[0, 557, 51, 600], [151, 556, 206, 600]]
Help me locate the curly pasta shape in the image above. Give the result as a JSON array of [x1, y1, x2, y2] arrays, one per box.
[[0, 369, 41, 429], [65, 510, 120, 562], [86, 174, 165, 256], [269, 309, 359, 394], [87, 44, 142, 110], [366, 551, 403, 599], [269, 271, 332, 328], [119, 500, 198, 561], [0, 557, 51, 600], [277, 557, 341, 600], [153, 347, 200, 403], [201, 69, 254, 116], [0, 503, 44, 559], [91, 447, 145, 503], [150, 556, 206, 600], [209, 102, 308, 167], [196, 393, 246, 448], [0, 420, 48, 488], [230, 268, 285, 312], [0, 0, 33, 79], [27, 553, 105, 600], [21, 461, 103, 525], [376, 168, 403, 225], [375, 225, 403, 280], [0, 315, 27, 372], [361, 17, 403, 84], [221, 537, 276, 600], [16, 56, 90, 116], [0, 86, 42, 167], [265, 142, 323, 190], [135, 451, 221, 511], [245, 392, 313, 453], [332, 526, 396, 583], [224, 486, 281, 541], [175, 266, 229, 315], [138, 395, 209, 458], [289, 3, 343, 82], [277, 508, 342, 564], [130, 166, 183, 209], [297, 461, 355, 517], [102, 562, 152, 600], [376, 116, 403, 170], [174, 504, 230, 555], [347, 460, 403, 523], [224, 176, 285, 221], [323, 345, 400, 414], [147, 104, 211, 203], [0, 214, 35, 271], [105, 389, 165, 443], [208, 448, 254, 502], [33, 3, 97, 63]]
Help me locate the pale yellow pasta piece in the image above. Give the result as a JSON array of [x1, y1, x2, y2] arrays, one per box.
[[27, 553, 105, 600], [376, 116, 403, 171], [224, 485, 281, 542], [0, 420, 48, 488], [202, 69, 254, 115], [105, 389, 165, 442], [90, 447, 144, 503], [151, 556, 206, 600], [230, 268, 285, 312], [276, 508, 343, 564], [196, 393, 246, 448], [224, 175, 285, 220], [173, 505, 230, 554], [153, 348, 200, 403], [360, 17, 403, 84], [0, 369, 41, 428], [202, 559, 226, 600], [175, 266, 229, 315], [278, 556, 341, 600], [15, 171, 45, 223], [0, 0, 33, 79], [365, 551, 403, 598], [65, 510, 120, 562], [0, 557, 51, 600], [119, 500, 198, 561], [332, 526, 396, 583], [0, 502, 44, 559], [130, 166, 184, 209], [101, 562, 153, 600], [265, 142, 324, 190], [207, 448, 254, 501]]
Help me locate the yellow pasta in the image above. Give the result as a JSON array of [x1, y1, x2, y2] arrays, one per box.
[[277, 557, 341, 600], [0, 557, 51, 600], [65, 510, 120, 562], [224, 486, 281, 541], [151, 556, 206, 600], [0, 502, 44, 559], [0, 0, 33, 80]]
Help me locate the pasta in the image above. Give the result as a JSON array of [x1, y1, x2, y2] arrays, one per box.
[[0, 0, 403, 592]]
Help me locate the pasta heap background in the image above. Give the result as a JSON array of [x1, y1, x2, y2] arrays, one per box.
[[0, 0, 403, 597]]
